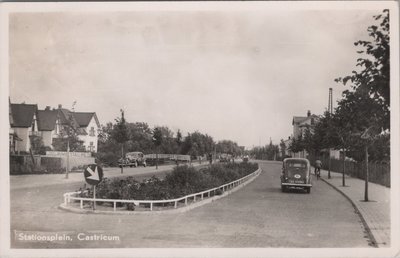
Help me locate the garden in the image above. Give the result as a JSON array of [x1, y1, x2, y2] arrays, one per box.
[[75, 162, 259, 211]]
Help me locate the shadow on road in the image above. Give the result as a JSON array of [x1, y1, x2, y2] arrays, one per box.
[[253, 187, 281, 193]]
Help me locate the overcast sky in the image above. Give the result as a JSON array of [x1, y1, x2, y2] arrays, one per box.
[[9, 8, 380, 148]]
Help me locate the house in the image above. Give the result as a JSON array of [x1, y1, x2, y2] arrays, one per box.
[[38, 104, 101, 153], [288, 110, 319, 158], [36, 107, 60, 148], [10, 103, 38, 153], [9, 100, 23, 153], [292, 110, 319, 139], [10, 102, 101, 153], [73, 112, 100, 152], [290, 110, 340, 159]]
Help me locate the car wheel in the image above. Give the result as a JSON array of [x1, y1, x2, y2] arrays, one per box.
[[281, 185, 286, 192], [306, 187, 311, 194]]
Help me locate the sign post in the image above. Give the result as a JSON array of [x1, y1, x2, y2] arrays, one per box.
[[84, 164, 103, 210], [93, 185, 96, 210]]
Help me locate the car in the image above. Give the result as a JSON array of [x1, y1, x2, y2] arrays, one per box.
[[280, 158, 312, 193], [118, 152, 147, 168], [219, 153, 231, 162], [242, 155, 249, 162]]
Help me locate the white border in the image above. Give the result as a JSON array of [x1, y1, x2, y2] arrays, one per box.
[[1, 2, 399, 257]]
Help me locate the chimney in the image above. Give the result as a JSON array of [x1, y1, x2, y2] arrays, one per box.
[[307, 110, 311, 117], [45, 106, 50, 111], [58, 104, 62, 109]]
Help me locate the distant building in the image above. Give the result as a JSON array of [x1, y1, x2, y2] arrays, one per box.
[[10, 102, 100, 153], [292, 110, 319, 139]]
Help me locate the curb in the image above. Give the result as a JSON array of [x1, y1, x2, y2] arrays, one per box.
[[320, 176, 378, 248], [59, 169, 262, 215]]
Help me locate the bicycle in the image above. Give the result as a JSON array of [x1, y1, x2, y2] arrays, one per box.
[[315, 167, 321, 179]]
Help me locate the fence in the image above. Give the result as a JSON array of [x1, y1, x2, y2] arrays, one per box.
[[10, 155, 63, 174], [318, 157, 390, 187], [144, 154, 191, 161], [62, 168, 261, 213], [46, 151, 95, 170]]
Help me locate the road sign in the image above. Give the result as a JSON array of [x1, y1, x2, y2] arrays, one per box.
[[84, 164, 103, 186]]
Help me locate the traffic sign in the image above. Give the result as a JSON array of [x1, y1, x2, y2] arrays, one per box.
[[84, 164, 103, 186]]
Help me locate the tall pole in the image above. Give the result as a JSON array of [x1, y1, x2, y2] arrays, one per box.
[[93, 185, 96, 210], [120, 144, 124, 174], [342, 149, 346, 186], [364, 145, 369, 201], [328, 88, 333, 179], [66, 139, 70, 179], [156, 149, 158, 170]]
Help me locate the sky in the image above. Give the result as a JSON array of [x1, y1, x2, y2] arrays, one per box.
[[9, 7, 380, 148]]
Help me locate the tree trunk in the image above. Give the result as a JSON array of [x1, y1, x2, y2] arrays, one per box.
[[342, 149, 346, 186], [328, 148, 331, 179], [156, 150, 159, 170], [364, 145, 369, 201]]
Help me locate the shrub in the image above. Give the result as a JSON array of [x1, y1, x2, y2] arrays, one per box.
[[92, 162, 259, 205]]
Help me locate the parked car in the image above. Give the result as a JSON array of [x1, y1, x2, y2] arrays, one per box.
[[219, 153, 231, 162], [280, 158, 312, 193], [119, 152, 147, 168]]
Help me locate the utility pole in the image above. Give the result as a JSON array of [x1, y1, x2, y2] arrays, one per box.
[[364, 145, 369, 201]]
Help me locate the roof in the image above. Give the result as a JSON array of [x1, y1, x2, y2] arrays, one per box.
[[73, 112, 100, 128], [9, 99, 13, 126], [293, 116, 308, 124], [292, 114, 319, 125], [36, 110, 58, 131], [10, 104, 37, 127]]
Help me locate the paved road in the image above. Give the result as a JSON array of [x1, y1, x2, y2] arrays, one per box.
[[10, 161, 370, 248]]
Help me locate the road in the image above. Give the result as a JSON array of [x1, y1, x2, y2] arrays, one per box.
[[10, 161, 370, 248]]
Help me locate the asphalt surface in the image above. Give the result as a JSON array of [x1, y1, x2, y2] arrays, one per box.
[[10, 161, 370, 248]]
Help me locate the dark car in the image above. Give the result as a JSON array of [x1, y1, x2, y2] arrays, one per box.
[[119, 152, 147, 168], [280, 158, 312, 193]]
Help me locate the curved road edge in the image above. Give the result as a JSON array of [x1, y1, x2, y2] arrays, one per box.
[[320, 176, 378, 248]]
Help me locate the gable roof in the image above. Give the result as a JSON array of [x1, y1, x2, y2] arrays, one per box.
[[10, 103, 37, 128], [293, 116, 308, 125], [292, 114, 319, 125], [36, 110, 58, 131], [73, 112, 100, 128]]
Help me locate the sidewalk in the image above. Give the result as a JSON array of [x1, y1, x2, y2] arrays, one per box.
[[318, 168, 390, 248], [10, 162, 207, 190]]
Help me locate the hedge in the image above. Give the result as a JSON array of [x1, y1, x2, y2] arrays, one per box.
[[81, 162, 259, 208]]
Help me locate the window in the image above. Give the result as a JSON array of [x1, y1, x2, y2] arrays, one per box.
[[89, 141, 94, 152], [89, 127, 95, 136]]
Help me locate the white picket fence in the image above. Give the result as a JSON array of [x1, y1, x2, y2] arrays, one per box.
[[144, 154, 191, 161], [63, 168, 261, 212]]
